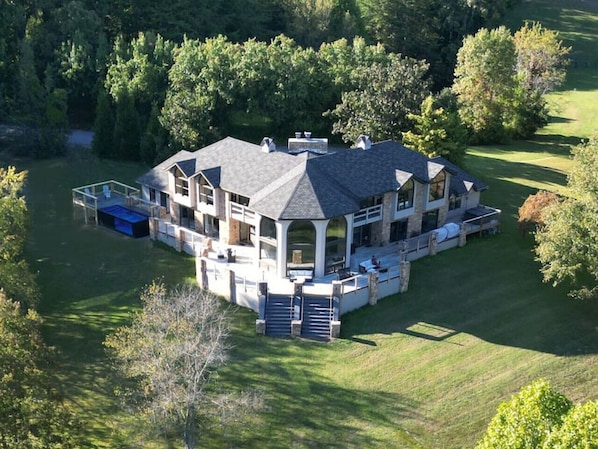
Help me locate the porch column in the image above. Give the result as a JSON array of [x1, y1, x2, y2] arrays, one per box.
[[345, 213, 354, 268], [254, 215, 262, 263], [313, 220, 329, 278], [276, 221, 290, 278]]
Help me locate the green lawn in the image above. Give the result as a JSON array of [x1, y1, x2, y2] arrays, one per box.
[[19, 2, 598, 448]]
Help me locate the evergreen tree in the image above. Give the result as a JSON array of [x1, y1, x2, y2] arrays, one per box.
[[92, 87, 115, 158], [113, 88, 140, 160]]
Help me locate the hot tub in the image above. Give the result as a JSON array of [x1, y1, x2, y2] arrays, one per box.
[[97, 205, 150, 238]]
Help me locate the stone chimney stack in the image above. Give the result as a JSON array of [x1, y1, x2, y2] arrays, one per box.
[[288, 132, 328, 155]]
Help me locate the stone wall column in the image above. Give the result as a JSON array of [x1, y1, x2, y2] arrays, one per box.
[[256, 283, 267, 334], [149, 217, 158, 240], [196, 257, 209, 290], [429, 231, 438, 256], [368, 271, 379, 306], [458, 223, 467, 247], [225, 268, 236, 304], [175, 226, 183, 252], [399, 261, 411, 293]]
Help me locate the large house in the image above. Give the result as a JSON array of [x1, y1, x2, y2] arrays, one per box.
[[136, 133, 488, 279]]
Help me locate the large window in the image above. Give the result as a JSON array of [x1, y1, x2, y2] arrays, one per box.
[[421, 209, 439, 233], [429, 171, 446, 202], [259, 217, 277, 262], [175, 167, 189, 196], [325, 217, 347, 273], [287, 220, 315, 270], [397, 179, 414, 211], [390, 219, 408, 242], [198, 176, 214, 205]]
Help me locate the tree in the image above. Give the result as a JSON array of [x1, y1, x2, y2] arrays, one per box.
[[0, 166, 39, 308], [402, 90, 467, 165], [452, 26, 517, 143], [0, 292, 84, 448], [476, 379, 598, 449], [543, 401, 598, 448], [535, 136, 598, 300], [104, 282, 261, 449], [475, 379, 572, 449], [92, 87, 115, 158], [328, 54, 430, 143], [517, 190, 560, 236], [509, 22, 570, 139], [161, 36, 241, 148], [513, 22, 570, 97], [112, 87, 140, 161]]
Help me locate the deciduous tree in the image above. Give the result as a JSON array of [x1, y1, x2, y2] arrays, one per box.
[[535, 136, 598, 299], [475, 379, 572, 449], [452, 26, 517, 143], [0, 166, 39, 308], [104, 282, 261, 449], [328, 54, 430, 143], [543, 400, 598, 448], [518, 190, 560, 236], [0, 292, 83, 448]]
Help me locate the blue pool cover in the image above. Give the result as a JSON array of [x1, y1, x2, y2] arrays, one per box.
[[98, 205, 150, 237]]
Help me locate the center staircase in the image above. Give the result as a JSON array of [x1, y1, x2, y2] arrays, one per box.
[[264, 294, 293, 337], [301, 296, 333, 341], [263, 293, 335, 341]]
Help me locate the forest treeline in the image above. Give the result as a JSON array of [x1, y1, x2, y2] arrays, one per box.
[[0, 0, 518, 159]]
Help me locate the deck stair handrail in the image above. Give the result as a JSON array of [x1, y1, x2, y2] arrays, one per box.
[[293, 294, 302, 321]]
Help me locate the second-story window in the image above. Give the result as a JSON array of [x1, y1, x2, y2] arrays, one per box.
[[199, 176, 214, 205], [175, 167, 189, 196], [397, 179, 414, 211], [429, 171, 446, 202], [359, 195, 383, 209], [230, 192, 249, 206]]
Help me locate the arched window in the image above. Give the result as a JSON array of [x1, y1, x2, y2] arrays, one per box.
[[325, 217, 347, 273], [429, 171, 446, 202], [287, 220, 315, 270], [397, 179, 414, 210]]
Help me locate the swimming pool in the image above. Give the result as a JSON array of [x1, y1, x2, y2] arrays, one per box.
[[98, 205, 150, 238]]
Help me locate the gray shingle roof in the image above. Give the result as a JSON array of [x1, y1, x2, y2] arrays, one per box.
[[432, 156, 488, 195], [136, 150, 194, 191], [137, 137, 484, 220]]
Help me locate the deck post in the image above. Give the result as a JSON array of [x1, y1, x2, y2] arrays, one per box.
[[225, 268, 236, 304], [368, 271, 379, 306], [399, 260, 411, 293], [429, 231, 438, 256], [196, 257, 209, 290], [458, 223, 467, 247]]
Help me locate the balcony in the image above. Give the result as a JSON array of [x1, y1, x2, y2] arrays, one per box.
[[230, 202, 258, 225], [353, 204, 383, 226]]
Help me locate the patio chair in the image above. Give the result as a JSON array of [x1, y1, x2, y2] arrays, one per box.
[[103, 185, 111, 199], [84, 187, 94, 204]]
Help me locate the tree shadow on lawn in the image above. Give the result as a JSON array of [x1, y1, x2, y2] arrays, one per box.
[[340, 235, 598, 357], [217, 329, 424, 449]]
